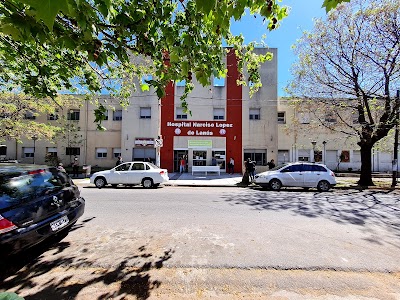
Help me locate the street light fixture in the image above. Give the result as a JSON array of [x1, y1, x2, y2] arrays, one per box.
[[322, 141, 327, 165], [32, 135, 38, 164], [311, 141, 317, 162]]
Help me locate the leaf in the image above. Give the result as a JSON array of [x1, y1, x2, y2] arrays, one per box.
[[169, 52, 179, 63], [0, 25, 22, 40], [0, 291, 25, 299], [141, 83, 150, 92], [321, 0, 349, 13], [19, 0, 70, 29]]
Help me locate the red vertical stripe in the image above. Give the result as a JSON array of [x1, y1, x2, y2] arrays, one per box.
[[226, 49, 243, 173]]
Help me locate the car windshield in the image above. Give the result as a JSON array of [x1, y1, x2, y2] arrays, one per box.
[[0, 169, 64, 204]]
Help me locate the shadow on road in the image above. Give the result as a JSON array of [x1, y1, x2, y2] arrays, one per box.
[[220, 188, 400, 242], [0, 217, 174, 300]]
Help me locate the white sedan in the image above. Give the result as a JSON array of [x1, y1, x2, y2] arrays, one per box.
[[253, 162, 336, 191], [90, 162, 169, 189]]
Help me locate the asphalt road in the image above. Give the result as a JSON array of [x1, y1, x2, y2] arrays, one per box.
[[1, 186, 400, 299]]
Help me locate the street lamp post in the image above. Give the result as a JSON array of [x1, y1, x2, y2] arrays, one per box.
[[32, 135, 38, 164], [311, 141, 317, 162], [392, 90, 399, 187], [322, 141, 327, 165]]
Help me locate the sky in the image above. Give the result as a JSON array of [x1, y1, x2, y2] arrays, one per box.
[[230, 0, 327, 97]]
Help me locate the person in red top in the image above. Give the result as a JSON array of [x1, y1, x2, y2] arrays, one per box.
[[179, 157, 186, 173]]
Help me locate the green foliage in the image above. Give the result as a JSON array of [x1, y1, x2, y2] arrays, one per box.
[[0, 0, 289, 103], [321, 0, 350, 13], [0, 292, 25, 300]]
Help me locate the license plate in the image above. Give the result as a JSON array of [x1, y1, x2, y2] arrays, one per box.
[[50, 215, 69, 231]]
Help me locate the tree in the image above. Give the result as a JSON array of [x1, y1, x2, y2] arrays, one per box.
[[287, 0, 400, 186], [0, 93, 63, 140], [0, 0, 350, 142], [0, 0, 348, 138], [0, 1, 289, 109]]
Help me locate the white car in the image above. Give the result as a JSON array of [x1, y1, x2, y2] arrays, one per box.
[[90, 162, 169, 189], [253, 162, 336, 191]]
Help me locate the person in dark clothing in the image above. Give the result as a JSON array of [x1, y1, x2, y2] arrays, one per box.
[[116, 156, 123, 166], [246, 158, 255, 180], [72, 156, 79, 178], [267, 159, 276, 169]]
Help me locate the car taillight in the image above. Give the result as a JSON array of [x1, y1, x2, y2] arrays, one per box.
[[330, 171, 335, 177], [0, 215, 17, 234], [28, 169, 45, 175], [160, 171, 165, 175]]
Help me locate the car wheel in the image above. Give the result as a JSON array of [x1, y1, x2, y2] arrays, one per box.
[[269, 179, 282, 191], [94, 177, 107, 189], [317, 180, 331, 192], [142, 178, 154, 188]]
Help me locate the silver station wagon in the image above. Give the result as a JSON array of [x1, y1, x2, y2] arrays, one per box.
[[253, 162, 337, 191]]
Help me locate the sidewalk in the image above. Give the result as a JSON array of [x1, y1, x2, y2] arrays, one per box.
[[73, 172, 400, 189]]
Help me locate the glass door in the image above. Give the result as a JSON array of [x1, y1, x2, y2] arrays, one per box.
[[212, 150, 226, 170], [174, 150, 188, 172], [193, 150, 207, 166]]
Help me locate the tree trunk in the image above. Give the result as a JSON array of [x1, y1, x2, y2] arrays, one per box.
[[241, 171, 250, 185], [358, 144, 374, 186]]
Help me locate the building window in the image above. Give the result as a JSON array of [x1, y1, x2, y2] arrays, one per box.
[[298, 112, 310, 124], [325, 112, 337, 123], [176, 107, 187, 119], [176, 80, 186, 87], [244, 149, 267, 166], [314, 151, 322, 162], [249, 108, 260, 120], [46, 147, 57, 157], [23, 147, 34, 158], [47, 112, 59, 120], [113, 110, 122, 121], [298, 149, 310, 162], [213, 77, 225, 87], [140, 107, 151, 119], [213, 108, 225, 120], [96, 148, 107, 158], [0, 145, 7, 156], [113, 148, 121, 158], [66, 147, 80, 156], [133, 148, 156, 161], [104, 110, 108, 121], [24, 111, 36, 120], [277, 112, 286, 124], [67, 109, 80, 121]]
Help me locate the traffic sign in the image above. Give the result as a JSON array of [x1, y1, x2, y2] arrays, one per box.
[[155, 139, 163, 147]]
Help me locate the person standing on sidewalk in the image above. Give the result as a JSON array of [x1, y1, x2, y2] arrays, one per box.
[[179, 157, 186, 173], [72, 156, 79, 178], [228, 157, 235, 174]]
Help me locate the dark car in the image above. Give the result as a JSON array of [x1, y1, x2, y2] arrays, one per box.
[[0, 164, 85, 255]]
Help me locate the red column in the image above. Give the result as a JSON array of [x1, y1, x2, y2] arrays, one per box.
[[160, 81, 175, 172], [226, 49, 243, 174]]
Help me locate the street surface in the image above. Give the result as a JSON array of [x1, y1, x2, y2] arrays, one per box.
[[1, 186, 400, 299]]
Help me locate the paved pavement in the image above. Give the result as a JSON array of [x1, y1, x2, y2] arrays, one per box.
[[73, 172, 400, 189]]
